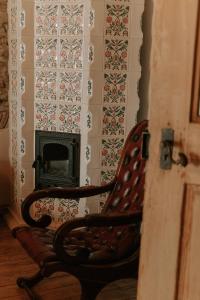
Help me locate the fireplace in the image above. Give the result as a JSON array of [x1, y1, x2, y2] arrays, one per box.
[[33, 131, 80, 190]]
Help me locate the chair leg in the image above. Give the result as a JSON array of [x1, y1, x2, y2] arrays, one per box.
[[17, 270, 44, 300], [80, 280, 106, 300]]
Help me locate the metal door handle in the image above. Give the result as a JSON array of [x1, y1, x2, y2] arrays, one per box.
[[160, 128, 188, 170]]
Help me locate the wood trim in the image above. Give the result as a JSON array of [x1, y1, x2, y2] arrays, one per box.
[[191, 3, 200, 122]]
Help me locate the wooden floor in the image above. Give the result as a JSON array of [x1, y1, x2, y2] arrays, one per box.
[[0, 220, 137, 300]]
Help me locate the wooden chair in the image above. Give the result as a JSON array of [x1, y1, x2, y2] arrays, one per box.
[[12, 120, 148, 300]]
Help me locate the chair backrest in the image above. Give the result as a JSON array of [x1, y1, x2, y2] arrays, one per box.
[[102, 120, 148, 215]]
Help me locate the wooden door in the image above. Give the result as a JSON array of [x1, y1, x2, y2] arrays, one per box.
[[137, 1, 200, 300]]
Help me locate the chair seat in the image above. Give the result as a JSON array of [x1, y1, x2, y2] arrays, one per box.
[[14, 223, 140, 267]]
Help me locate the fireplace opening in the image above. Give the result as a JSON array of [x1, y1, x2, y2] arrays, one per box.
[[33, 131, 80, 190]]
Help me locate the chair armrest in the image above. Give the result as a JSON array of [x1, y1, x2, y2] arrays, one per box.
[[21, 181, 115, 228], [53, 212, 142, 265]]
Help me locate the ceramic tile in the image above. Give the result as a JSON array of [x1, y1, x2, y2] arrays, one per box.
[[87, 104, 101, 138], [59, 71, 82, 102], [85, 144, 91, 162], [11, 129, 18, 160], [35, 4, 58, 36], [60, 4, 84, 36], [20, 43, 26, 62], [21, 76, 25, 94], [20, 138, 26, 156], [21, 68, 34, 101], [102, 105, 125, 136], [87, 79, 93, 97], [56, 199, 79, 223], [103, 72, 127, 104], [20, 10, 25, 28], [21, 0, 34, 36], [90, 35, 104, 70], [58, 103, 81, 133], [21, 35, 34, 69], [90, 0, 104, 36], [10, 6, 17, 34], [11, 100, 17, 129], [35, 102, 57, 131], [105, 4, 129, 37], [10, 39, 17, 66], [101, 169, 116, 184], [104, 39, 128, 71], [87, 138, 101, 169], [101, 137, 124, 168], [130, 4, 144, 38], [20, 168, 25, 185], [10, 70, 18, 97], [21, 106, 25, 126], [34, 198, 56, 222], [35, 37, 58, 68], [21, 130, 34, 163], [35, 70, 57, 101], [60, 38, 83, 69], [87, 70, 104, 105], [20, 161, 34, 191]]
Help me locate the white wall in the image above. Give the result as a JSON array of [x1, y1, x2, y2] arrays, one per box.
[[0, 128, 11, 205]]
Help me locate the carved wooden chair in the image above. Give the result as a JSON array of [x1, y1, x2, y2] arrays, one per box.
[[12, 120, 148, 300]]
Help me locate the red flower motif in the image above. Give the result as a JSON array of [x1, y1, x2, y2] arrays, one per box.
[[118, 117, 124, 123], [104, 84, 109, 91], [123, 17, 128, 24], [121, 51, 127, 59], [105, 50, 111, 57], [120, 84, 125, 91], [102, 149, 108, 156], [59, 114, 65, 121], [107, 16, 112, 23]]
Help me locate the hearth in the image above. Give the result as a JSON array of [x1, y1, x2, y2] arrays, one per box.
[[33, 131, 80, 190]]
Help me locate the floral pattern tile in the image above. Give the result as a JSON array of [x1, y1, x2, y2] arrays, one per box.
[[101, 169, 116, 185], [57, 199, 79, 223], [102, 106, 125, 136], [60, 38, 83, 69], [35, 70, 57, 100], [10, 39, 17, 66], [10, 70, 18, 97], [10, 7, 17, 34], [35, 38, 58, 68], [104, 73, 127, 103], [104, 39, 128, 71], [11, 129, 17, 160], [11, 100, 17, 129], [20, 10, 25, 28], [101, 138, 124, 167], [60, 4, 84, 36], [105, 5, 129, 37], [35, 4, 58, 36], [35, 102, 57, 131], [34, 198, 56, 222], [59, 71, 82, 102], [58, 104, 81, 133]]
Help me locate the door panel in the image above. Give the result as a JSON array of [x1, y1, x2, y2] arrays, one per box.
[[177, 185, 200, 300], [137, 1, 200, 300]]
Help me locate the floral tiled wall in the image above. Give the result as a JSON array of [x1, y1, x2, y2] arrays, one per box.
[[0, 0, 9, 129], [87, 0, 144, 212], [8, 0, 23, 216], [8, 0, 144, 224], [0, 0, 8, 106]]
